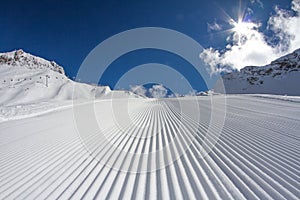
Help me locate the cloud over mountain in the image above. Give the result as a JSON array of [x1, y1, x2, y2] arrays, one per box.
[[201, 0, 300, 73]]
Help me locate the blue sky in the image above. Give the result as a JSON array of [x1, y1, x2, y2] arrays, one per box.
[[0, 0, 297, 93]]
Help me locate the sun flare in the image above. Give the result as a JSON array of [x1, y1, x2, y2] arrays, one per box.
[[232, 20, 257, 35]]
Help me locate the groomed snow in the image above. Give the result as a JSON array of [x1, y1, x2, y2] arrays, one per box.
[[0, 95, 299, 199]]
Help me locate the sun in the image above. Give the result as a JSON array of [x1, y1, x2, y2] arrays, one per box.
[[229, 19, 259, 45], [232, 20, 257, 35], [233, 21, 248, 34]]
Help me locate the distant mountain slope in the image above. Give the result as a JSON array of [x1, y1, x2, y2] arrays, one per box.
[[0, 49, 113, 106], [0, 49, 140, 120], [214, 48, 300, 95]]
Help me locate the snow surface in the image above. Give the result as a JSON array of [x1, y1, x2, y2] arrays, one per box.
[[0, 50, 141, 121], [0, 50, 299, 199], [214, 48, 300, 95], [0, 95, 299, 199]]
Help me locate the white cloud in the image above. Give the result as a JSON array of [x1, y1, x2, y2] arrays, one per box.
[[130, 84, 169, 98], [246, 7, 254, 15], [250, 0, 264, 8], [207, 21, 222, 32], [130, 85, 146, 96], [268, 0, 300, 52], [201, 0, 300, 73], [149, 84, 168, 98], [201, 21, 279, 72]]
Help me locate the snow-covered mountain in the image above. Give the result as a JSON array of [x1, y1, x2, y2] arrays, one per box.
[[0, 49, 65, 74], [214, 48, 300, 95], [0, 49, 113, 105], [0, 49, 139, 120]]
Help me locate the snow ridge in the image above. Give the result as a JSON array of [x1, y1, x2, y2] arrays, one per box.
[[0, 50, 142, 120], [0, 49, 64, 74], [215, 48, 300, 95]]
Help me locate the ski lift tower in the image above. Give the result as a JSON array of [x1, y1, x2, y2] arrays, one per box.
[[45, 75, 50, 87]]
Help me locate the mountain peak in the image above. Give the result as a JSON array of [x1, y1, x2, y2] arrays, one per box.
[[271, 48, 300, 65], [214, 48, 300, 95], [0, 49, 65, 75]]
